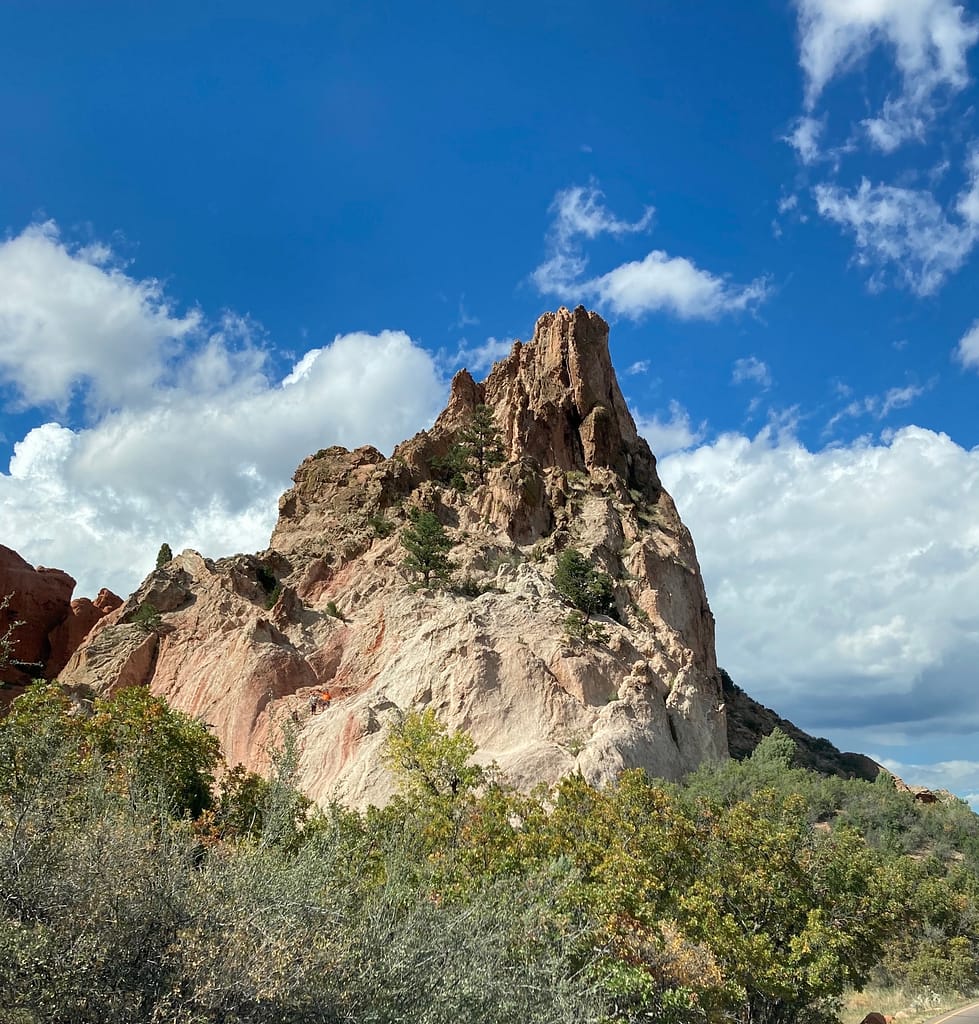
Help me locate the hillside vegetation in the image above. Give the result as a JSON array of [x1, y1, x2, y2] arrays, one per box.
[[2, 683, 978, 1024]]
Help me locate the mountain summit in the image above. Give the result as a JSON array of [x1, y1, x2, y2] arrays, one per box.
[[62, 307, 728, 806]]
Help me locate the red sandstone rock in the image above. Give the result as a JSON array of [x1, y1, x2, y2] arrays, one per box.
[[0, 544, 75, 681], [0, 544, 121, 684]]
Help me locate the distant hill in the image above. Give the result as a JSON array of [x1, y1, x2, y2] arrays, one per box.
[[721, 668, 881, 781]]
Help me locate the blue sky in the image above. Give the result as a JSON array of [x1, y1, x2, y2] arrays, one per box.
[[2, 1, 979, 800]]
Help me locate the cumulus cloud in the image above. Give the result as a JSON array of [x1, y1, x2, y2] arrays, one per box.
[[533, 184, 768, 321], [634, 401, 706, 457], [814, 171, 979, 294], [658, 425, 979, 750], [532, 184, 654, 298], [795, 0, 979, 151], [0, 222, 202, 412], [956, 320, 979, 369], [0, 224, 444, 598], [587, 252, 769, 321]]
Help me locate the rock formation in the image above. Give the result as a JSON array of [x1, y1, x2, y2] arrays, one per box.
[[62, 306, 729, 806], [0, 543, 121, 690]]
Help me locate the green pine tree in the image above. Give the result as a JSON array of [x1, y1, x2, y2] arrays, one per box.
[[457, 404, 505, 485], [156, 542, 174, 568], [401, 508, 453, 588]]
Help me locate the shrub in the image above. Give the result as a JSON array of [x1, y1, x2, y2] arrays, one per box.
[[433, 405, 505, 490], [368, 514, 395, 538], [553, 548, 616, 618], [133, 601, 163, 632], [563, 611, 609, 646]]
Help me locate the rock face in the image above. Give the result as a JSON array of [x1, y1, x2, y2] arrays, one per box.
[[62, 307, 729, 806], [0, 544, 121, 687]]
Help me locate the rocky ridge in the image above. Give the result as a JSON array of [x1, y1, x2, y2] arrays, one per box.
[[62, 307, 728, 806]]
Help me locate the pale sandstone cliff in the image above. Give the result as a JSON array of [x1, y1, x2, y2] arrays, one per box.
[[62, 306, 728, 806]]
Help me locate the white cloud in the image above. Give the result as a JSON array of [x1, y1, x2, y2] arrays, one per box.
[[795, 0, 979, 150], [786, 116, 825, 164], [446, 336, 515, 377], [533, 184, 768, 321], [863, 99, 928, 153], [957, 147, 979, 225], [586, 252, 769, 321], [452, 295, 480, 330], [0, 222, 202, 413], [826, 382, 928, 433], [0, 224, 445, 598], [732, 356, 772, 388], [532, 184, 654, 297], [955, 320, 979, 369], [880, 383, 926, 416], [550, 183, 655, 242], [625, 360, 650, 376], [814, 173, 979, 294], [659, 425, 979, 747], [634, 401, 706, 457]]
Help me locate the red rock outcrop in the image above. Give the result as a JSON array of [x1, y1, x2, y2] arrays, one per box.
[[0, 545, 121, 687], [63, 307, 729, 806]]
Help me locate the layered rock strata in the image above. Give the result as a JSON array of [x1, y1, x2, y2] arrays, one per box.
[[63, 307, 728, 806]]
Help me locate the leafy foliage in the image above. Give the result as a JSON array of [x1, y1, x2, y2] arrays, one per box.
[[155, 542, 173, 568], [3, 691, 979, 1023], [0, 591, 23, 673], [368, 513, 395, 538], [132, 601, 163, 632]]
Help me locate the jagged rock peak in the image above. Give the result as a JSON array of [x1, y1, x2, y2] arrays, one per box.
[[63, 308, 727, 808], [437, 305, 658, 490]]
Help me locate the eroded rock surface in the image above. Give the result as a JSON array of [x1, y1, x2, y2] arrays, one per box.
[[63, 307, 729, 806], [0, 544, 121, 686]]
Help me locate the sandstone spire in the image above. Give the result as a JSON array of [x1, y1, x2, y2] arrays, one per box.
[[62, 307, 728, 806]]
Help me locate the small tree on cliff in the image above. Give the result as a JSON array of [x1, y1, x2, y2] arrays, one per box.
[[435, 404, 505, 490], [401, 508, 453, 588], [458, 404, 505, 485], [553, 548, 615, 618], [156, 542, 174, 568]]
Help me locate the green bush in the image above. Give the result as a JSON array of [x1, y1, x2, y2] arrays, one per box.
[[132, 601, 163, 632], [553, 549, 615, 618], [563, 611, 609, 645], [368, 514, 395, 538]]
